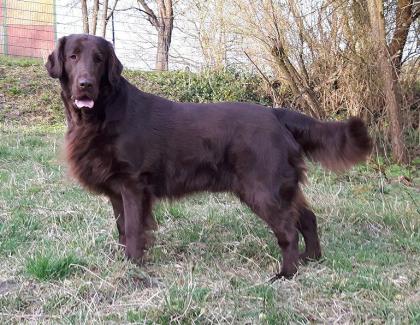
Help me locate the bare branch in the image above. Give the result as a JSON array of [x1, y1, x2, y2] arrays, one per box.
[[137, 0, 159, 28], [106, 0, 120, 20], [388, 0, 416, 70]]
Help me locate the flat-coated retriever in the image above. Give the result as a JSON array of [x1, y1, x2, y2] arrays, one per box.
[[46, 34, 371, 279]]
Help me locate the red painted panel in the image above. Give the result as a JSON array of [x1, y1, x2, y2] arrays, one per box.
[[7, 24, 54, 58]]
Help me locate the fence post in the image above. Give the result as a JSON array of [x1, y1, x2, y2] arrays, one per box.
[[53, 0, 57, 43], [2, 0, 8, 55]]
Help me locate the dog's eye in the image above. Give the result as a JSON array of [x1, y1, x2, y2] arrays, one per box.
[[70, 54, 77, 60], [94, 55, 103, 63]]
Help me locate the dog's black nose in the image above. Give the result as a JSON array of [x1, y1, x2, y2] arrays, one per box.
[[79, 78, 93, 89]]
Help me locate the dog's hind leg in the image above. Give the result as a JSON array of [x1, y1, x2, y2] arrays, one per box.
[[239, 188, 300, 279], [270, 208, 300, 279], [297, 207, 322, 262]]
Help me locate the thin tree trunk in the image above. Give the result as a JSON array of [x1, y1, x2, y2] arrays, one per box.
[[156, 28, 171, 70], [138, 0, 173, 71], [101, 0, 119, 37], [380, 57, 407, 163], [369, 0, 407, 163], [92, 0, 100, 35], [81, 0, 89, 33], [271, 43, 321, 118], [388, 0, 415, 71], [102, 0, 109, 37], [156, 0, 173, 71]]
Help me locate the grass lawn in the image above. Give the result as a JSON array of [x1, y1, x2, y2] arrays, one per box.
[[0, 123, 419, 324]]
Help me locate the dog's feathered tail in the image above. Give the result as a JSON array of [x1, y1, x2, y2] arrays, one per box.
[[274, 109, 372, 172]]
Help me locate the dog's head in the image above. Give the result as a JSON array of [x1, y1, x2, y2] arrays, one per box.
[[46, 34, 122, 110]]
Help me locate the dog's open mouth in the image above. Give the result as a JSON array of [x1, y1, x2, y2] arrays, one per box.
[[74, 97, 94, 109]]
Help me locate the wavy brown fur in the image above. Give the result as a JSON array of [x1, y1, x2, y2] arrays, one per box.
[[274, 109, 372, 172]]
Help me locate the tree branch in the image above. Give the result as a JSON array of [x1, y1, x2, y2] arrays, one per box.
[[388, 0, 414, 70], [137, 0, 159, 28], [106, 0, 120, 21]]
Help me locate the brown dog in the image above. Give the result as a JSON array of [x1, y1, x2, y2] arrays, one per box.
[[46, 34, 371, 279]]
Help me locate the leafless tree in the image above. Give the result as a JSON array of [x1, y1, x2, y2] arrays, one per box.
[[226, 0, 418, 162], [137, 0, 174, 70], [367, 0, 418, 163], [182, 0, 235, 69]]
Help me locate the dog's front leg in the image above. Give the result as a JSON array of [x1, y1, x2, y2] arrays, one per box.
[[121, 184, 145, 263]]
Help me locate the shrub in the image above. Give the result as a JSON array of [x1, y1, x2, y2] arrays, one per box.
[[124, 69, 272, 105]]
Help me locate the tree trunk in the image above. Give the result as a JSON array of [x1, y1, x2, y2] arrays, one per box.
[[81, 0, 89, 33], [101, 0, 119, 37], [92, 0, 100, 35], [101, 0, 109, 37], [388, 0, 414, 71], [380, 56, 407, 163], [369, 0, 407, 163], [156, 27, 172, 70], [138, 0, 174, 71], [156, 0, 173, 70]]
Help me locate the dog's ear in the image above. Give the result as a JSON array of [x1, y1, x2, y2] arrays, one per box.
[[46, 36, 66, 79], [107, 42, 123, 87]]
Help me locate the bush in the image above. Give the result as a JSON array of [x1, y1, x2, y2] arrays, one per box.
[[124, 69, 272, 105]]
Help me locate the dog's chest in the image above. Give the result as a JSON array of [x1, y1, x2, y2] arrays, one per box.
[[65, 126, 117, 193]]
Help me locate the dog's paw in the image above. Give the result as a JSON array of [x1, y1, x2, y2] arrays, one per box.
[[268, 271, 295, 283]]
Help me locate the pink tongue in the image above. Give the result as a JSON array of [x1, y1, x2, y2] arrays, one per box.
[[75, 99, 94, 109]]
